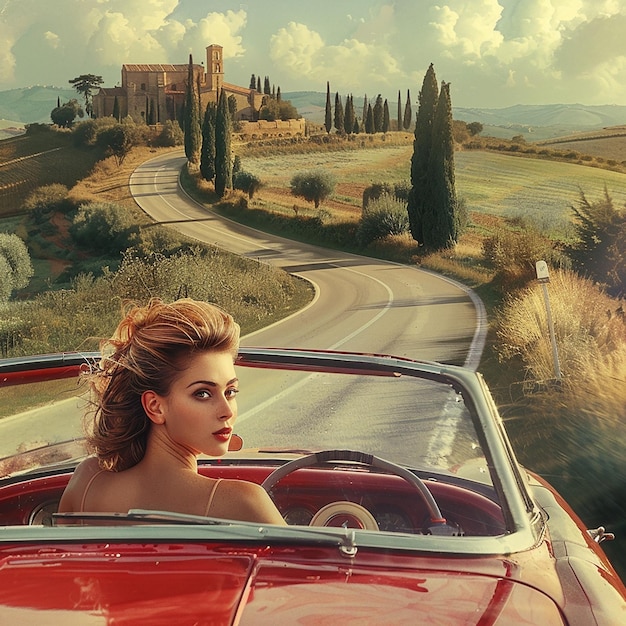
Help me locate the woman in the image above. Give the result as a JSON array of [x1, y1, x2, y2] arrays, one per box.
[[58, 298, 285, 525]]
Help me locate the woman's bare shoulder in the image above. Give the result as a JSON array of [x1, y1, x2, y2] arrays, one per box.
[[58, 456, 103, 512], [213, 479, 285, 525]]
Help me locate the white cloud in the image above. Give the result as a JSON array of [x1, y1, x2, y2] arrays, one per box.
[[269, 21, 403, 93], [269, 22, 325, 77], [43, 32, 61, 49], [165, 10, 247, 60], [2, 1, 626, 106]]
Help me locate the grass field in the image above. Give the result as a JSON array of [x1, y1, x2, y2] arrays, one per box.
[[242, 145, 626, 239]]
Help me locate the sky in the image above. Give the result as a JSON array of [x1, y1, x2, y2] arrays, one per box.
[[1, 0, 626, 108]]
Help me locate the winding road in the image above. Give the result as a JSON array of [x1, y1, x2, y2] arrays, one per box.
[[0, 149, 488, 462], [129, 150, 487, 367]]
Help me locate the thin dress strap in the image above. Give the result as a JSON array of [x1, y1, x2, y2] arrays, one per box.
[[80, 469, 106, 512], [204, 478, 223, 517]]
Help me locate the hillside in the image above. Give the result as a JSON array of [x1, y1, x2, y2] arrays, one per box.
[[0, 85, 77, 138], [283, 92, 626, 140], [3, 86, 626, 140]]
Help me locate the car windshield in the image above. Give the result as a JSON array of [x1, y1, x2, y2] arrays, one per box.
[[0, 352, 491, 487]]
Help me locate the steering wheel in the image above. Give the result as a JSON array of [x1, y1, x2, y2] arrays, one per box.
[[261, 449, 448, 530]]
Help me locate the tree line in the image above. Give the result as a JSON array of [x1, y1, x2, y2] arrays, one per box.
[[324, 84, 413, 135]]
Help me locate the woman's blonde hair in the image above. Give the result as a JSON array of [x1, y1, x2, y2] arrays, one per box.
[[86, 298, 240, 471]]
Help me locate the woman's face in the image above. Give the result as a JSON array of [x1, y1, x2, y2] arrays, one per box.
[[154, 351, 239, 457]]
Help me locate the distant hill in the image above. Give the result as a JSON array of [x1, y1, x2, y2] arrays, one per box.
[[0, 85, 77, 133], [2, 86, 626, 143], [283, 93, 626, 141]]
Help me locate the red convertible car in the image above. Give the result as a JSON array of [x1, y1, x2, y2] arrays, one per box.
[[1, 348, 624, 624]]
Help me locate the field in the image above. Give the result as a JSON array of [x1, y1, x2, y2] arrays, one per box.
[[538, 126, 626, 162], [241, 145, 626, 238], [0, 131, 103, 215]]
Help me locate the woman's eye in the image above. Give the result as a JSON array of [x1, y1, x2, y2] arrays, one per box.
[[195, 390, 211, 399], [226, 388, 239, 399]]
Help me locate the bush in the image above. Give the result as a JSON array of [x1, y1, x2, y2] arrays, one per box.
[[70, 201, 140, 256], [155, 120, 184, 147], [72, 118, 141, 150], [482, 222, 567, 291], [566, 189, 626, 297], [24, 123, 51, 135], [362, 181, 410, 210], [0, 233, 34, 302], [22, 184, 71, 218], [357, 195, 409, 245]]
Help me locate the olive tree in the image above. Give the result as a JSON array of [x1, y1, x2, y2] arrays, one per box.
[[233, 171, 262, 200], [97, 124, 135, 166], [290, 170, 336, 209]]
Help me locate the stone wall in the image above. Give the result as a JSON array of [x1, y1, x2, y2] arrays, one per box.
[[237, 118, 306, 137]]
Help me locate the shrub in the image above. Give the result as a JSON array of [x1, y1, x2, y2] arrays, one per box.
[[362, 183, 394, 209], [24, 123, 51, 135], [363, 181, 410, 209], [566, 188, 626, 297], [357, 195, 409, 245], [73, 117, 127, 147], [22, 184, 71, 218], [155, 120, 184, 147], [0, 233, 34, 302], [70, 201, 140, 255], [482, 222, 567, 291]]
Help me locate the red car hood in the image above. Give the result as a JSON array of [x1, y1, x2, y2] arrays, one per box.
[[0, 545, 566, 624]]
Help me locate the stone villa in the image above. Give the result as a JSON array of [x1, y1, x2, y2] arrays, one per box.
[[92, 44, 264, 123]]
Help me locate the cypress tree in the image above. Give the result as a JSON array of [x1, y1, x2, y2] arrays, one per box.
[[214, 89, 232, 198], [257, 76, 261, 92], [373, 94, 383, 132], [397, 90, 402, 132], [403, 89, 412, 130], [383, 99, 390, 133], [112, 95, 120, 122], [183, 54, 201, 165], [334, 92, 344, 134], [148, 98, 156, 125], [362, 95, 368, 127], [200, 102, 217, 182], [365, 103, 374, 134], [407, 64, 438, 244], [249, 74, 256, 90], [264, 76, 271, 95], [424, 81, 458, 249], [344, 94, 355, 135], [277, 86, 281, 102], [324, 82, 332, 134]]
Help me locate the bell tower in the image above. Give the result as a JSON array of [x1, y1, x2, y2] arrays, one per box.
[[206, 44, 224, 93]]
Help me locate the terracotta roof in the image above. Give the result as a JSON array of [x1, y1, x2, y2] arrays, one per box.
[[123, 64, 201, 72], [97, 87, 126, 95], [223, 82, 252, 96]]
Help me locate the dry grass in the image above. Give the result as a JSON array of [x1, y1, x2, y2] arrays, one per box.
[[70, 146, 177, 209], [496, 269, 626, 414]]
